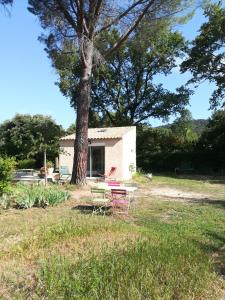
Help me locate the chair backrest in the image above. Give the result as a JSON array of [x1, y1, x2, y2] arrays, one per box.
[[111, 189, 127, 198], [124, 183, 138, 187], [91, 188, 105, 197], [111, 189, 127, 194], [60, 166, 70, 175], [108, 167, 116, 177], [107, 181, 120, 187]]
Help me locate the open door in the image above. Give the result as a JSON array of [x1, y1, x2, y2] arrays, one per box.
[[87, 146, 105, 177]]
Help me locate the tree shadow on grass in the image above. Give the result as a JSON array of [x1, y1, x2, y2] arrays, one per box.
[[156, 173, 225, 185], [193, 230, 225, 276], [72, 204, 112, 215], [190, 198, 225, 209]]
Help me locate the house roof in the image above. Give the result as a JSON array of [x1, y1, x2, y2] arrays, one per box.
[[60, 126, 135, 140]]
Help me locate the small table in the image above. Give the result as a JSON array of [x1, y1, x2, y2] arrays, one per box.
[[97, 183, 137, 191], [12, 177, 42, 185], [97, 183, 137, 202]]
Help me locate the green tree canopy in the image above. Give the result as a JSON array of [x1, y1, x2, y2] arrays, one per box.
[[51, 20, 192, 126], [0, 0, 12, 5], [0, 114, 64, 167], [197, 109, 225, 152], [0, 156, 16, 196], [170, 109, 198, 149], [181, 2, 225, 108], [66, 123, 76, 135]]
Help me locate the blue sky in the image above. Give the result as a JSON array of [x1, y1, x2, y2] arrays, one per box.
[[0, 1, 216, 129]]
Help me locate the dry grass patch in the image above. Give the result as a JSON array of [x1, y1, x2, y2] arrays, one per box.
[[0, 176, 225, 299], [0, 204, 140, 298]]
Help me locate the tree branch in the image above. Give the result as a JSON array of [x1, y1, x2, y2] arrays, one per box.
[[105, 0, 154, 57], [95, 0, 149, 36], [74, 0, 89, 36], [94, 0, 103, 19], [56, 0, 77, 31], [92, 89, 116, 125]]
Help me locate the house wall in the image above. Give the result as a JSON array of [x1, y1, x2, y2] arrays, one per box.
[[59, 138, 124, 179], [122, 127, 136, 180], [104, 138, 123, 179], [59, 139, 74, 174]]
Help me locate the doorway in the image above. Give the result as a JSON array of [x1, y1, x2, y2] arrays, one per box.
[[87, 146, 105, 177]]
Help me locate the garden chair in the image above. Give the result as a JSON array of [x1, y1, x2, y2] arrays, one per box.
[[90, 188, 111, 215], [107, 181, 121, 187], [58, 166, 71, 185], [111, 189, 129, 215], [124, 182, 138, 187], [98, 167, 117, 181]]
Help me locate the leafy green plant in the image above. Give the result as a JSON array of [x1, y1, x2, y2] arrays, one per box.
[[14, 185, 70, 209], [0, 156, 16, 196], [0, 194, 12, 209], [46, 161, 54, 168], [133, 169, 148, 184]]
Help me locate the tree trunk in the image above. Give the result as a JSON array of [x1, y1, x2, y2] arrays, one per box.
[[71, 44, 93, 184]]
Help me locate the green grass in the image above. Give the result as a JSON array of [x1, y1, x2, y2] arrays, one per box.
[[152, 175, 225, 199], [0, 176, 224, 299], [36, 202, 225, 299], [9, 216, 135, 259], [38, 238, 214, 300]]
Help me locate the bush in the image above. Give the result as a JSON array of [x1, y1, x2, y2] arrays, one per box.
[[0, 194, 12, 209], [17, 159, 36, 169], [0, 156, 16, 196], [138, 150, 225, 175], [47, 161, 54, 168], [14, 185, 70, 209]]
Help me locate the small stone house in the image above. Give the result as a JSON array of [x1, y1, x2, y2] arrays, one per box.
[[59, 126, 136, 180]]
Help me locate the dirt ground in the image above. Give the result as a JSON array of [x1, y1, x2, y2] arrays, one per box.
[[68, 181, 210, 203], [147, 187, 210, 200]]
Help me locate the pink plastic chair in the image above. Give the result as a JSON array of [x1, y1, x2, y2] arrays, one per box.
[[99, 167, 117, 181], [107, 181, 121, 187], [111, 189, 129, 214]]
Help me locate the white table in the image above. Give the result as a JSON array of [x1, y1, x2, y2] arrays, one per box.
[[97, 183, 137, 192], [12, 177, 43, 185], [97, 183, 137, 203]]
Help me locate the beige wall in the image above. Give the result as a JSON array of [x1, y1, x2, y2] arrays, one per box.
[[59, 140, 74, 174], [59, 138, 124, 179], [122, 127, 136, 180], [104, 138, 123, 179]]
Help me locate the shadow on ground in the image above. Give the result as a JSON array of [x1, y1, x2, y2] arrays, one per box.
[[190, 198, 225, 209], [193, 230, 225, 276], [155, 173, 225, 185], [72, 204, 112, 215]]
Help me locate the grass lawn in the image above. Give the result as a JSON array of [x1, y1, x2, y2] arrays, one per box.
[[0, 175, 225, 299]]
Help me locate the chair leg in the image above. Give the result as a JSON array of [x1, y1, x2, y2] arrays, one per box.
[[92, 205, 106, 215]]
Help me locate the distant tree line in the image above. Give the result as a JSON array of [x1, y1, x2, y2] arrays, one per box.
[[137, 110, 225, 175], [0, 109, 224, 174]]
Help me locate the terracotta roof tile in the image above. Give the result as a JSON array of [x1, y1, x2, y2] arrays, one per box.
[[60, 126, 135, 140]]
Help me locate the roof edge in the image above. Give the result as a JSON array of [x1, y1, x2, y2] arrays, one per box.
[[60, 126, 136, 141]]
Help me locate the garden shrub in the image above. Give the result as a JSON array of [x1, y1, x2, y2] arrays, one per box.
[[0, 156, 16, 196], [14, 185, 70, 209], [0, 194, 12, 209], [17, 158, 36, 169]]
